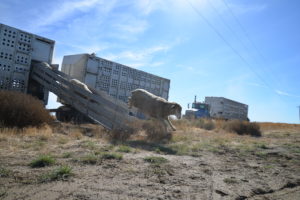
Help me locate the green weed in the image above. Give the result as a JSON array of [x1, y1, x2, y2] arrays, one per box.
[[223, 178, 238, 184], [39, 165, 73, 182], [168, 143, 189, 155], [0, 167, 11, 177], [100, 152, 123, 160], [62, 152, 72, 158], [144, 156, 168, 165], [117, 145, 132, 153], [29, 155, 55, 168], [78, 153, 98, 164], [81, 140, 97, 150]]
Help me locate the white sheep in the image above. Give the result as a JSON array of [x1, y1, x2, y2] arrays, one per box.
[[40, 62, 53, 69], [70, 79, 92, 94], [128, 89, 182, 131]]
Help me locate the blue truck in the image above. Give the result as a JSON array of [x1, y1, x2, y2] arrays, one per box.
[[185, 96, 210, 119]]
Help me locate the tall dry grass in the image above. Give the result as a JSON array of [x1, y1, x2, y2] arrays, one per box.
[[222, 120, 261, 137], [107, 119, 173, 143], [0, 124, 53, 137], [259, 122, 300, 131], [173, 118, 261, 136]]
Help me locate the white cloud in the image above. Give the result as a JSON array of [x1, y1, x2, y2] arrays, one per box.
[[275, 90, 300, 98], [34, 0, 106, 27], [113, 18, 148, 34], [103, 44, 170, 68], [117, 61, 164, 69], [107, 45, 170, 61], [58, 42, 108, 54], [134, 0, 166, 15], [247, 82, 268, 89], [150, 61, 165, 67], [134, 0, 266, 19], [227, 2, 267, 15]]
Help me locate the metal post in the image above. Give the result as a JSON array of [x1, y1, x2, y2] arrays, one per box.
[[298, 106, 300, 124]]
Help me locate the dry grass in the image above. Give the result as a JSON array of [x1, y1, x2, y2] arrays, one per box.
[[174, 119, 261, 136], [0, 91, 53, 128], [142, 120, 172, 143], [222, 120, 261, 137], [0, 124, 53, 144], [167, 119, 300, 156], [0, 119, 299, 199], [191, 118, 216, 130], [108, 126, 136, 143], [107, 119, 172, 143], [259, 122, 300, 131], [0, 118, 298, 159]]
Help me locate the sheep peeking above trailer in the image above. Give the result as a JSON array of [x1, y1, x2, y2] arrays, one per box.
[[70, 79, 93, 94], [128, 89, 182, 131], [40, 62, 53, 69]]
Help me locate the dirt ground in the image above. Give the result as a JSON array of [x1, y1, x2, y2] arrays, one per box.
[[0, 122, 299, 200]]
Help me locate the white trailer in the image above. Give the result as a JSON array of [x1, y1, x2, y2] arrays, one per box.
[[0, 23, 55, 104], [61, 54, 170, 103], [205, 97, 248, 121]]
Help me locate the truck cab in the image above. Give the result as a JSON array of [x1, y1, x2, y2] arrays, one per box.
[[192, 102, 210, 118], [185, 96, 210, 119]]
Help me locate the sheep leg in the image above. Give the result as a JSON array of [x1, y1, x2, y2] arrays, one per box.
[[166, 116, 176, 131], [158, 118, 168, 132], [128, 97, 132, 109]]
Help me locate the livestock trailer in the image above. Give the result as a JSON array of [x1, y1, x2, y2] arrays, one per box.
[[205, 97, 248, 121], [0, 23, 171, 129], [61, 53, 170, 103], [0, 23, 55, 104], [0, 23, 134, 129]]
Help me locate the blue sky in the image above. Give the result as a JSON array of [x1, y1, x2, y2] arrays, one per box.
[[1, 0, 299, 123]]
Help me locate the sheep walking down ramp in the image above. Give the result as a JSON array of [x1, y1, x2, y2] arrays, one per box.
[[70, 79, 93, 94], [128, 89, 182, 131]]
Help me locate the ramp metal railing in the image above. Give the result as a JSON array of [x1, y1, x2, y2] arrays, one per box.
[[30, 62, 134, 130]]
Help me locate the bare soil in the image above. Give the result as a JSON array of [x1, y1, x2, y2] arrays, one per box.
[[0, 122, 299, 200]]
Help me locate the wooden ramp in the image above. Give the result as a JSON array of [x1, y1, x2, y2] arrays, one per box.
[[30, 62, 135, 130]]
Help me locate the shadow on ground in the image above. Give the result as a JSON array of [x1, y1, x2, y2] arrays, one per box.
[[124, 140, 177, 155]]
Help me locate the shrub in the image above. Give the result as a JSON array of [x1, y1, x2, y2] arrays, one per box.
[[108, 125, 137, 143], [39, 165, 73, 182], [223, 120, 261, 137], [0, 91, 53, 128], [29, 155, 56, 168], [117, 145, 132, 153], [100, 152, 123, 160], [202, 120, 215, 130], [81, 140, 97, 150], [193, 118, 215, 130], [144, 156, 168, 165], [171, 119, 192, 130], [108, 120, 173, 143], [142, 120, 172, 143], [62, 152, 72, 158], [0, 167, 12, 177], [223, 178, 238, 184], [168, 143, 189, 155], [78, 153, 98, 164]]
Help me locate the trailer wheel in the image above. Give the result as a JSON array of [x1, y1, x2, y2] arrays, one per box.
[[56, 106, 94, 124]]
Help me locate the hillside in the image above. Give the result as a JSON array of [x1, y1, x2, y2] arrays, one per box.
[[0, 121, 299, 200]]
